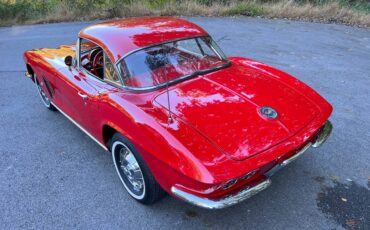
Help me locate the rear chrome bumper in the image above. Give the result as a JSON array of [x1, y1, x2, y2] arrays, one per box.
[[171, 142, 311, 209], [265, 142, 312, 177], [312, 120, 333, 148], [171, 120, 333, 209], [171, 179, 271, 210]]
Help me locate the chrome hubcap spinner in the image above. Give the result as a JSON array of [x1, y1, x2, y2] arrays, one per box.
[[119, 148, 144, 192]]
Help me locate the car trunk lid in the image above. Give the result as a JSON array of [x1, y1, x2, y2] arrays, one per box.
[[154, 65, 317, 161]]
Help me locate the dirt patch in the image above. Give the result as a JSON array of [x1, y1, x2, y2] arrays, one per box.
[[313, 176, 326, 183], [184, 209, 198, 218], [317, 181, 370, 230]]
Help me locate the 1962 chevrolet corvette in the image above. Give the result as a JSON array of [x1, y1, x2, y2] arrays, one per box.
[[23, 17, 333, 209]]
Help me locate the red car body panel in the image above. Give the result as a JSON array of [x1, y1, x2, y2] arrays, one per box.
[[23, 17, 333, 202], [154, 58, 320, 161]]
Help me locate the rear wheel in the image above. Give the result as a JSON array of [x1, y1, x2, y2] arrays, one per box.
[[111, 133, 166, 204], [34, 74, 56, 111]]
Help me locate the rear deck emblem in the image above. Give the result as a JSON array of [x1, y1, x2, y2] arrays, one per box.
[[260, 106, 278, 119]]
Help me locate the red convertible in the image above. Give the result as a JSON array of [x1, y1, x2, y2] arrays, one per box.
[[23, 17, 333, 209]]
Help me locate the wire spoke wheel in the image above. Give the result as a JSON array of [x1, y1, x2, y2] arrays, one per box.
[[35, 75, 51, 108], [113, 141, 146, 199], [111, 133, 166, 204]]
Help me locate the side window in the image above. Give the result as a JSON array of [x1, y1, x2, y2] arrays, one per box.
[[104, 53, 121, 85], [79, 38, 104, 79], [80, 39, 98, 53], [175, 39, 202, 56], [197, 37, 219, 58]]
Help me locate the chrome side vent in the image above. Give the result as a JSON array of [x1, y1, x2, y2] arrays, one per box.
[[42, 77, 54, 98]]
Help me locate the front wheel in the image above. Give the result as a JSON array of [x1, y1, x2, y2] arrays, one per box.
[[111, 133, 166, 204], [34, 74, 56, 111]]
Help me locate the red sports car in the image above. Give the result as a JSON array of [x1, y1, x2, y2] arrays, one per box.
[[23, 17, 333, 209]]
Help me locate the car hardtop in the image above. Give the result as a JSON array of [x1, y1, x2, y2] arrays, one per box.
[[79, 17, 208, 63]]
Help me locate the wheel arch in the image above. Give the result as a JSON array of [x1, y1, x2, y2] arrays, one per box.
[[102, 124, 117, 150], [26, 64, 34, 75], [99, 114, 216, 192], [26, 63, 36, 82]]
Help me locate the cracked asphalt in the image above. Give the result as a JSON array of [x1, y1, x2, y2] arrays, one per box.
[[0, 17, 369, 229]]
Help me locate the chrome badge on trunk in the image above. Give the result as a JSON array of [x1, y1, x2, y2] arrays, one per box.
[[259, 106, 278, 119]]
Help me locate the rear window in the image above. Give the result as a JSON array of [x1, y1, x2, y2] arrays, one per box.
[[117, 36, 228, 89]]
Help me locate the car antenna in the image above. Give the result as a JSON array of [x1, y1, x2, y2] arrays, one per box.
[[164, 43, 173, 124]]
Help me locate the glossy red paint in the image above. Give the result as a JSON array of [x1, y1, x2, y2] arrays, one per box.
[[154, 58, 319, 161], [23, 17, 332, 203]]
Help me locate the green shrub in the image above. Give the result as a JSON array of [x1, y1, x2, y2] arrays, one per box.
[[0, 0, 370, 26], [227, 2, 264, 16]]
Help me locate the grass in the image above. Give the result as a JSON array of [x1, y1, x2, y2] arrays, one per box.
[[227, 2, 264, 16], [1, 0, 370, 27]]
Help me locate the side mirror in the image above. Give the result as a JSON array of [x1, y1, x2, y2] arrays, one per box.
[[64, 56, 73, 67]]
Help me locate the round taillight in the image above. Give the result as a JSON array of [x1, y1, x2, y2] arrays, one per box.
[[221, 179, 238, 190], [240, 169, 258, 181]]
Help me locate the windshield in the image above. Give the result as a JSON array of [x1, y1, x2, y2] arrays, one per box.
[[117, 36, 228, 89]]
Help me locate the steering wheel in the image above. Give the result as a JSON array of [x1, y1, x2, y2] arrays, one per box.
[[90, 49, 103, 77]]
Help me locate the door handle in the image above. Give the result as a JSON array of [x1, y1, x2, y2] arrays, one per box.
[[78, 92, 88, 100]]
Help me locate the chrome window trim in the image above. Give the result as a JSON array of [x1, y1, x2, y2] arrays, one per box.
[[103, 52, 124, 86], [76, 37, 124, 88], [76, 38, 81, 68], [114, 35, 213, 65], [116, 62, 231, 93], [77, 35, 230, 92], [209, 42, 223, 60]]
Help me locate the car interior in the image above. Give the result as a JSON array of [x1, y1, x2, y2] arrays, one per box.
[[79, 39, 121, 85], [80, 46, 104, 79]]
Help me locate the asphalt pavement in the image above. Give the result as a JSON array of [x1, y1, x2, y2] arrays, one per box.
[[0, 17, 369, 229]]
